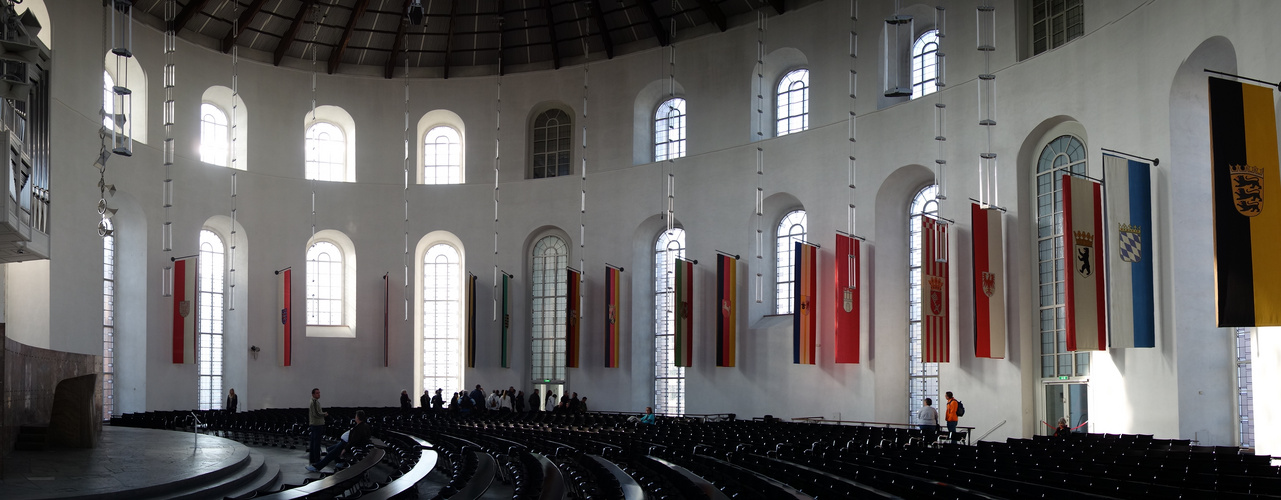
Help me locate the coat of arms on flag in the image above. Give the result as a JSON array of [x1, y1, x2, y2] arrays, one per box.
[[1118, 224, 1142, 263], [179, 301, 191, 318], [1074, 231, 1095, 278], [981, 272, 996, 297], [1231, 164, 1264, 216], [928, 276, 945, 315], [842, 288, 853, 313]]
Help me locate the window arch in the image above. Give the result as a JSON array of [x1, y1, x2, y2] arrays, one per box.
[[304, 229, 357, 337], [775, 210, 807, 314], [654, 228, 686, 414], [531, 109, 572, 178], [198, 229, 226, 410], [655, 97, 687, 161], [1036, 134, 1088, 378], [200, 103, 229, 167], [908, 184, 940, 425], [423, 126, 462, 184], [422, 243, 463, 395], [305, 122, 346, 181], [530, 235, 569, 386], [303, 106, 356, 181], [911, 30, 940, 99], [776, 69, 809, 135], [306, 241, 343, 326]]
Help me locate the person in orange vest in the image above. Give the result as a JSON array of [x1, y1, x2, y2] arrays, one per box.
[[944, 391, 960, 442]]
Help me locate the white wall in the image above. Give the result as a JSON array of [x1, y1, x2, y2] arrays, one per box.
[[9, 0, 1280, 452]]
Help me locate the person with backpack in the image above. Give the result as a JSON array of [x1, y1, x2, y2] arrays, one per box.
[[945, 391, 964, 442]]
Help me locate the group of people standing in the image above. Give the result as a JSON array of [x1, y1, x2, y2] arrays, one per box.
[[400, 385, 591, 414], [916, 391, 962, 442]]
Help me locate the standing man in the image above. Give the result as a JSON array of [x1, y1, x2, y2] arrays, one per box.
[[944, 391, 960, 442], [307, 409, 371, 472], [918, 398, 939, 442], [400, 390, 411, 410], [308, 388, 328, 463], [469, 385, 486, 413]]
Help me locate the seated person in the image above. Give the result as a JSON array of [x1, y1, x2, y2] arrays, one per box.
[[307, 410, 371, 472], [1053, 417, 1071, 438], [639, 406, 656, 424]]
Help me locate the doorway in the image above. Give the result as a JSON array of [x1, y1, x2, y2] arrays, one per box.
[[1044, 383, 1088, 434]]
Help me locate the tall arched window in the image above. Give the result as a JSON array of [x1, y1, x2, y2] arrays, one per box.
[[654, 228, 686, 414], [423, 243, 462, 394], [775, 210, 807, 314], [306, 241, 343, 326], [1036, 135, 1088, 378], [908, 185, 939, 424], [911, 30, 939, 99], [305, 122, 346, 181], [200, 103, 230, 167], [198, 229, 226, 410], [776, 69, 809, 135], [102, 220, 115, 420], [423, 126, 462, 184], [531, 236, 568, 389], [654, 98, 686, 161], [532, 110, 572, 178]]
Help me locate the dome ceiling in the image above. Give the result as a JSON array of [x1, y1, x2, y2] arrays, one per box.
[[128, 0, 799, 78]]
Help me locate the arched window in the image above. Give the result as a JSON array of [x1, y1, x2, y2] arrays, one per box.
[[423, 243, 462, 394], [198, 229, 226, 410], [654, 98, 686, 161], [423, 126, 462, 184], [305, 122, 346, 181], [1036, 135, 1088, 378], [306, 241, 343, 326], [102, 220, 115, 420], [531, 235, 568, 387], [776, 69, 809, 135], [775, 210, 807, 314], [908, 185, 939, 424], [654, 228, 686, 414], [911, 30, 939, 99], [200, 103, 230, 167], [532, 110, 572, 178]]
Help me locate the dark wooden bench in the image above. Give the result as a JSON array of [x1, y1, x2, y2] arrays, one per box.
[[362, 431, 438, 500], [254, 447, 386, 500]]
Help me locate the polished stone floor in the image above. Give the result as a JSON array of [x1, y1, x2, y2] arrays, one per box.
[[0, 426, 246, 499]]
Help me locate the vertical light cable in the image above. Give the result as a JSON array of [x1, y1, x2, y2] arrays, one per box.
[[977, 5, 997, 208], [664, 7, 676, 235], [577, 2, 591, 324], [933, 6, 947, 200], [403, 35, 410, 321], [753, 9, 766, 303], [228, 0, 240, 310], [492, 15, 503, 322], [846, 0, 858, 287], [308, 6, 323, 239], [161, 0, 176, 296]]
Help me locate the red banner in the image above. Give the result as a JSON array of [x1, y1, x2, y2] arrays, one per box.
[[835, 234, 860, 363]]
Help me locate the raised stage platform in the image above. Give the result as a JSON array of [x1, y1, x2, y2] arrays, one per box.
[[0, 426, 285, 499]]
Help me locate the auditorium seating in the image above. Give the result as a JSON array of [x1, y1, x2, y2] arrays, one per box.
[[113, 408, 1281, 499]]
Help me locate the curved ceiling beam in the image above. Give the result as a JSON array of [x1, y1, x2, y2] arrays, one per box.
[[638, 0, 669, 47], [174, 0, 212, 33], [542, 0, 561, 69], [328, 0, 373, 74], [273, 0, 317, 66], [443, 0, 457, 79], [221, 0, 270, 53], [695, 0, 727, 32], [384, 0, 412, 79], [588, 0, 614, 59]]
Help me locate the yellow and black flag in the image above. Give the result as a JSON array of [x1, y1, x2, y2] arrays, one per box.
[[1209, 76, 1281, 327]]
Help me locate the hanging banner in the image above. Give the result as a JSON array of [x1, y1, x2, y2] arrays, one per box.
[[835, 234, 860, 363], [922, 215, 950, 363], [1103, 153, 1155, 348], [1208, 76, 1281, 327], [971, 204, 1006, 359], [501, 273, 511, 368], [674, 258, 694, 367], [278, 268, 292, 366], [716, 254, 737, 367], [1063, 175, 1107, 351], [466, 273, 477, 367], [793, 242, 817, 365], [566, 268, 581, 368], [172, 256, 197, 364], [605, 266, 621, 368], [382, 273, 389, 367]]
